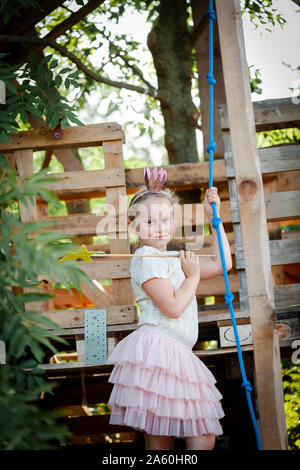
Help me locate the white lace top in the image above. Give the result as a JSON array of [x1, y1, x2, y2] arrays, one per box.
[[130, 245, 199, 348]]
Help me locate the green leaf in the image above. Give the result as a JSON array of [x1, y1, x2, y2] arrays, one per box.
[[25, 311, 62, 331], [50, 59, 59, 69], [55, 74, 62, 88]]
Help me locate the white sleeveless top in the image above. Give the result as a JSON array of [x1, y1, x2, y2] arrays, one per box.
[[130, 245, 199, 348]]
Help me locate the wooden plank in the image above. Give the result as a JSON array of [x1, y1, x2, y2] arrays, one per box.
[[270, 238, 300, 265], [265, 190, 300, 222], [235, 233, 300, 269], [20, 158, 297, 204], [216, 0, 288, 449], [0, 123, 125, 152], [126, 160, 227, 188], [103, 140, 134, 308], [228, 189, 300, 223], [220, 98, 300, 132], [14, 149, 36, 222], [225, 144, 300, 177], [18, 167, 125, 198], [196, 274, 239, 296], [79, 280, 113, 308], [24, 202, 221, 237], [57, 258, 131, 280], [42, 304, 137, 329], [36, 339, 295, 375], [274, 283, 300, 308], [26, 212, 128, 237]]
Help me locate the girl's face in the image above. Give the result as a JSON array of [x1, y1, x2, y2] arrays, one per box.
[[129, 197, 175, 251]]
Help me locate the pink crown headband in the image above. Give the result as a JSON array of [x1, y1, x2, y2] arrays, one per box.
[[129, 166, 168, 206]]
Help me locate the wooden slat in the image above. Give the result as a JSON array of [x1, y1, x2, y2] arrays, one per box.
[[196, 274, 239, 296], [220, 98, 300, 132], [265, 190, 300, 222], [0, 123, 125, 152], [229, 190, 300, 223], [225, 144, 300, 177], [274, 283, 300, 308], [216, 0, 288, 449], [27, 212, 127, 237], [46, 258, 131, 281], [36, 338, 295, 375], [18, 167, 125, 198], [15, 149, 36, 222], [24, 203, 216, 237], [103, 140, 133, 308], [42, 304, 137, 329], [235, 237, 300, 269]]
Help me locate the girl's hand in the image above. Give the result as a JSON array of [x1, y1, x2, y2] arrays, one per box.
[[204, 187, 220, 219], [179, 250, 200, 280]]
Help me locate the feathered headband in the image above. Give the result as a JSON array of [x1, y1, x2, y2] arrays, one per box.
[[129, 166, 168, 206]]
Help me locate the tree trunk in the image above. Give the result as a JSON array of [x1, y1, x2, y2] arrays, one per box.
[[191, 0, 226, 160], [147, 0, 199, 165]]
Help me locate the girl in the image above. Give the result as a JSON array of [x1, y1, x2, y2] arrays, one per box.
[[107, 166, 232, 451]]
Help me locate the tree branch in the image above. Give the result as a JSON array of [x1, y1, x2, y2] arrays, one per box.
[[15, 0, 106, 64], [114, 50, 156, 94], [0, 35, 159, 100]]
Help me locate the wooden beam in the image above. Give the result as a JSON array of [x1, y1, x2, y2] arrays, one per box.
[[42, 304, 137, 329], [19, 167, 126, 196], [265, 190, 300, 222], [103, 140, 134, 308], [0, 123, 125, 152], [216, 0, 288, 449], [225, 144, 300, 177], [14, 150, 36, 222], [219, 98, 300, 132]]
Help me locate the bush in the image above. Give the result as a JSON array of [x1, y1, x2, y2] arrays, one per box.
[[0, 154, 96, 449]]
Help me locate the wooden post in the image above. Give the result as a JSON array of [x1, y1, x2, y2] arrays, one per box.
[[215, 0, 288, 449], [103, 140, 134, 309]]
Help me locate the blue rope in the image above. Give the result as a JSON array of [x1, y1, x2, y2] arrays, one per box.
[[206, 0, 262, 450]]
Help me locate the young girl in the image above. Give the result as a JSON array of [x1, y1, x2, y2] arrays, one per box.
[[107, 166, 232, 451]]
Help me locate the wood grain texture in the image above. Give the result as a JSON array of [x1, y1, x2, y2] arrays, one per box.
[[216, 0, 288, 449]]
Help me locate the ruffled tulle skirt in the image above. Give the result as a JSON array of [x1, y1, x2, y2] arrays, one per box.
[[107, 326, 225, 438]]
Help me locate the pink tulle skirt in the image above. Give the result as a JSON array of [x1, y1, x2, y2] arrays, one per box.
[[107, 325, 225, 438]]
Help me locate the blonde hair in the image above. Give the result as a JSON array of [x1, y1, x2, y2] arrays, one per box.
[[128, 186, 181, 250]]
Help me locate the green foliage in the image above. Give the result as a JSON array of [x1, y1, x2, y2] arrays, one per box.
[[257, 128, 300, 148], [0, 0, 38, 24], [241, 0, 287, 31], [249, 65, 262, 95], [282, 359, 300, 449], [0, 51, 83, 143], [0, 154, 98, 449]]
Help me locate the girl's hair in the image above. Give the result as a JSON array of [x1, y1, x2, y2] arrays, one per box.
[[128, 185, 181, 250]]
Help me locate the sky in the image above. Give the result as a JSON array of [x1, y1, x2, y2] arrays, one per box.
[[74, 0, 300, 164], [242, 0, 300, 101]]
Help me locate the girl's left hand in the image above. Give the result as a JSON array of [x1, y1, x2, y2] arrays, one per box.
[[204, 187, 220, 218]]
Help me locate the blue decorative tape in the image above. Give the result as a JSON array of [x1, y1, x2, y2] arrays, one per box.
[[84, 309, 107, 365]]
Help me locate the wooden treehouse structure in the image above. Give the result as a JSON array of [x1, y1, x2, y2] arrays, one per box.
[[1, 0, 300, 450]]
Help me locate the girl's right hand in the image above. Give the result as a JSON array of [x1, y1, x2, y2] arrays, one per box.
[[179, 250, 200, 280]]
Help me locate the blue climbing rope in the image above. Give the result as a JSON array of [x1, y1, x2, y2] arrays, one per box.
[[206, 0, 262, 450]]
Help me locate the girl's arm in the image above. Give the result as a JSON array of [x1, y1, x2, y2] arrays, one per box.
[[199, 187, 232, 280], [141, 274, 199, 320]]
